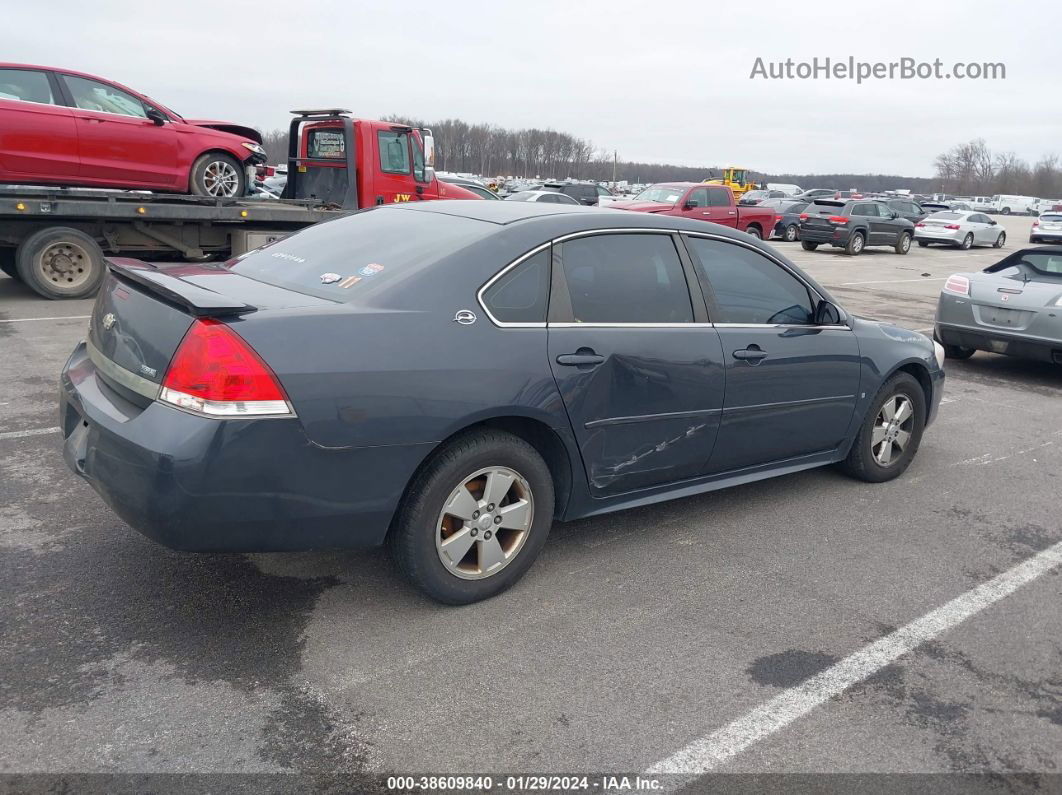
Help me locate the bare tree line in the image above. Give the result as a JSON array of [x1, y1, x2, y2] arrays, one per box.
[[260, 122, 1060, 199], [934, 139, 1061, 198]]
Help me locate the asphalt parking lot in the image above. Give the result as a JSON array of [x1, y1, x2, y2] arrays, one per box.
[[2, 213, 1060, 792]]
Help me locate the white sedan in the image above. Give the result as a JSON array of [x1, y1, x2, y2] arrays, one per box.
[[914, 211, 1006, 250], [503, 190, 581, 205]]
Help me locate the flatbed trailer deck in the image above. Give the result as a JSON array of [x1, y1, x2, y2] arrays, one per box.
[[0, 186, 348, 299]]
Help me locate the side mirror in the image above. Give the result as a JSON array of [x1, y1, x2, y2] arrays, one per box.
[[419, 127, 436, 181], [145, 107, 167, 126], [814, 300, 843, 326], [889, 211, 899, 219], [988, 219, 997, 226], [684, 201, 699, 210]]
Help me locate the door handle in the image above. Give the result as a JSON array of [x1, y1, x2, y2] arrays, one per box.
[[556, 351, 605, 367], [732, 345, 768, 363], [728, 210, 737, 215]]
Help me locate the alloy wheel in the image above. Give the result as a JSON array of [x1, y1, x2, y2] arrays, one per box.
[[872, 394, 914, 467], [435, 466, 534, 580], [203, 160, 241, 197]]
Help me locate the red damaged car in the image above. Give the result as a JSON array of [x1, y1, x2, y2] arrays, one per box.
[[609, 182, 775, 240], [0, 63, 266, 197]]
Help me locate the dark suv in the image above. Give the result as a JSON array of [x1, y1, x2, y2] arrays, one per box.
[[878, 198, 927, 225], [544, 182, 614, 206], [799, 200, 915, 256]]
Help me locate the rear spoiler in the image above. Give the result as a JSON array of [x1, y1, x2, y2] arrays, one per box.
[[106, 258, 256, 317]]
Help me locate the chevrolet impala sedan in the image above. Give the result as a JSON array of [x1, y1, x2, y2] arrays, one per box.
[[60, 201, 944, 604]]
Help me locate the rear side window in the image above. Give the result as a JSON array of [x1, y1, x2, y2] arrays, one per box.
[[228, 208, 491, 303], [377, 130, 411, 174], [559, 234, 693, 324], [307, 128, 346, 159], [0, 69, 54, 104], [481, 249, 550, 324], [686, 237, 813, 326]]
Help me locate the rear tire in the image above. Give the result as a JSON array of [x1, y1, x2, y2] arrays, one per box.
[[917, 240, 930, 248], [189, 152, 246, 197], [388, 429, 555, 605], [0, 248, 19, 281], [895, 232, 912, 255], [1001, 207, 1011, 215], [783, 224, 799, 242], [839, 372, 926, 483], [801, 241, 818, 251], [944, 344, 976, 360], [959, 233, 973, 250], [844, 232, 865, 256], [745, 225, 763, 240], [15, 227, 105, 299]]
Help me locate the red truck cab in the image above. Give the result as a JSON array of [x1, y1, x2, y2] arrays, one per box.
[[284, 110, 478, 208], [609, 182, 774, 239]]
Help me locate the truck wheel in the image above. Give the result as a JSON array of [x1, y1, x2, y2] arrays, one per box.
[[894, 232, 912, 255], [801, 241, 818, 251], [0, 248, 19, 281], [16, 227, 106, 299], [844, 232, 865, 256], [190, 152, 246, 198], [745, 225, 762, 240], [1001, 207, 1011, 215]]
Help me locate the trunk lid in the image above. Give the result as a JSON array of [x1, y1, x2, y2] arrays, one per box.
[[89, 259, 333, 405]]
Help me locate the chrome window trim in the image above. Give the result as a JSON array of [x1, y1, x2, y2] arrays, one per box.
[[476, 241, 552, 328], [549, 322, 715, 329], [712, 323, 851, 330], [86, 340, 160, 400]]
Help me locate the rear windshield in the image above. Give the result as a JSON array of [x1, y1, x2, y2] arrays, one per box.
[[306, 128, 346, 159], [227, 208, 491, 302], [1041, 214, 1062, 222], [806, 201, 845, 214]]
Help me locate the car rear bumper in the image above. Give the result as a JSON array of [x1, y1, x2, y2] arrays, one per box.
[[915, 229, 964, 244], [60, 341, 433, 552], [798, 226, 849, 245], [935, 322, 1062, 363], [1031, 229, 1062, 241]]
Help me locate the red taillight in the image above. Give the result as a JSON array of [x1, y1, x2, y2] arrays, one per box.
[[915, 222, 925, 228], [1032, 220, 1040, 228], [828, 215, 849, 224], [160, 318, 292, 417], [774, 214, 783, 221], [944, 224, 961, 230], [943, 274, 970, 296], [799, 213, 809, 220]]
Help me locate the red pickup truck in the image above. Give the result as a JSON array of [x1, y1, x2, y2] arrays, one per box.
[[609, 182, 775, 239]]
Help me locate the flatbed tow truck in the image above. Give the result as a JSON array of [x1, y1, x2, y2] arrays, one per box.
[[0, 110, 477, 299]]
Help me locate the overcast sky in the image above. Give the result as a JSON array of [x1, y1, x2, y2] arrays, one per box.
[[5, 0, 1057, 176]]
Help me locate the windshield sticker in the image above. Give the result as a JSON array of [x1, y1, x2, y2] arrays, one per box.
[[358, 263, 385, 277], [339, 275, 362, 289], [319, 272, 341, 284]]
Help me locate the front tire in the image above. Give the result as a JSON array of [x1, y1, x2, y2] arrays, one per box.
[[895, 232, 912, 255], [389, 429, 555, 604], [190, 152, 246, 197], [995, 232, 1005, 248], [840, 372, 926, 483], [15, 227, 105, 299]]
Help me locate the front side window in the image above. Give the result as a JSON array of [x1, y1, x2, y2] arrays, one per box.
[[0, 69, 55, 104], [686, 188, 708, 208], [377, 130, 411, 174], [707, 187, 731, 207], [64, 75, 147, 117], [481, 249, 550, 324], [559, 234, 693, 324], [686, 237, 814, 326]]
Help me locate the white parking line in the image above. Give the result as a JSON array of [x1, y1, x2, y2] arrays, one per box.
[[0, 315, 91, 324], [646, 539, 1062, 782], [0, 426, 61, 440], [839, 278, 947, 286]]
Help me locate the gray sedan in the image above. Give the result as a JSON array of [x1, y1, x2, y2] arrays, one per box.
[[935, 246, 1062, 363], [915, 211, 1006, 249]]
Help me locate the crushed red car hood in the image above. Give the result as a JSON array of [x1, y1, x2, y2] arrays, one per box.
[[181, 119, 262, 144], [607, 200, 675, 213]]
